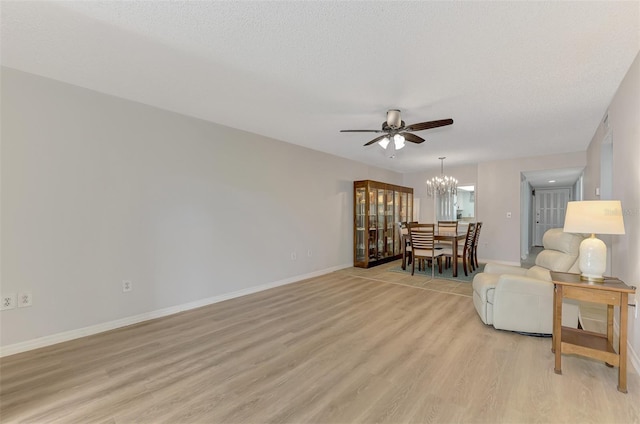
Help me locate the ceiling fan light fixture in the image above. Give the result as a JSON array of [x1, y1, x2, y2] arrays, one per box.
[[386, 109, 402, 129], [378, 137, 390, 149], [394, 134, 405, 150]]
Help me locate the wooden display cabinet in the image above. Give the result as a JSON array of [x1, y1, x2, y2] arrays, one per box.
[[354, 180, 413, 268]]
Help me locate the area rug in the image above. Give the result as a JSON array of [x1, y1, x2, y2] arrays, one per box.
[[389, 262, 485, 282]]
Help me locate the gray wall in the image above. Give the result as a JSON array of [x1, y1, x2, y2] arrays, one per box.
[[1, 68, 401, 349], [585, 53, 640, 364]]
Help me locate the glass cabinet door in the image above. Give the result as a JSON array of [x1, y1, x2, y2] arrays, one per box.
[[394, 191, 401, 254], [377, 189, 385, 259], [400, 192, 408, 222], [385, 189, 393, 257], [355, 187, 366, 263], [368, 188, 377, 260]]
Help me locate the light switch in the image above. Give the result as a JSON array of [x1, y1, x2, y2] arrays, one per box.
[[506, 212, 512, 218]]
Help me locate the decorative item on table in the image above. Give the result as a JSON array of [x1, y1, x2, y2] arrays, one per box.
[[563, 200, 625, 282]]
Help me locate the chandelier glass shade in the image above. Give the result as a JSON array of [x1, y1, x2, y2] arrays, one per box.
[[426, 157, 458, 197]]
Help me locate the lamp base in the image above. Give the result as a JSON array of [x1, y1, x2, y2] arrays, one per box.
[[580, 274, 605, 283], [578, 234, 607, 283]]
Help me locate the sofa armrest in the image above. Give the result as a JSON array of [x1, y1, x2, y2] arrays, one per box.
[[495, 274, 552, 297], [493, 274, 578, 334], [483, 263, 528, 276]]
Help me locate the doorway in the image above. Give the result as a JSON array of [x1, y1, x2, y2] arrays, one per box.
[[520, 167, 584, 258], [533, 188, 571, 246]]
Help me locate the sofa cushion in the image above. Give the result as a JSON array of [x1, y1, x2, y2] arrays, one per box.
[[525, 265, 551, 281], [535, 250, 577, 272], [534, 228, 583, 272], [542, 228, 582, 254]]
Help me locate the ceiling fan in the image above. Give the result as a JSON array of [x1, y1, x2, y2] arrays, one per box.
[[340, 109, 453, 150]]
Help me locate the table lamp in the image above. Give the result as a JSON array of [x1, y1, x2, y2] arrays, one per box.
[[563, 200, 625, 282]]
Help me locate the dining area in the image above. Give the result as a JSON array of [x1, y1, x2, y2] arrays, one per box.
[[352, 180, 479, 274], [400, 221, 483, 279]]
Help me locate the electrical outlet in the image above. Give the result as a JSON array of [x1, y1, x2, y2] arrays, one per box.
[[1, 293, 17, 311], [122, 280, 132, 293], [17, 291, 33, 308]]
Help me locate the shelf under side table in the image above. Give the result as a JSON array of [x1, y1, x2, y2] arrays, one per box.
[[560, 326, 619, 366]]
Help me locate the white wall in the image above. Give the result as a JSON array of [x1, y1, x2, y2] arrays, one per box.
[[585, 53, 640, 366], [0, 68, 401, 349]]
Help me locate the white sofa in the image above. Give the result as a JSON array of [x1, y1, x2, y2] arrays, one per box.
[[472, 228, 585, 334]]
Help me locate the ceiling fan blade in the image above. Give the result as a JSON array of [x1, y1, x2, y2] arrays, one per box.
[[401, 132, 425, 144], [364, 134, 389, 146], [405, 118, 454, 132], [340, 129, 384, 133]]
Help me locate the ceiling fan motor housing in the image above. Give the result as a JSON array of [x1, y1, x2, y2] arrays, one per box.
[[386, 109, 402, 129]]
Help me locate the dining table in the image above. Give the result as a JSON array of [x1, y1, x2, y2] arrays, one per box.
[[402, 229, 467, 277]]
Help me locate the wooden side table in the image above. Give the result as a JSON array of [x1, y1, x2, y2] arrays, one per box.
[[551, 271, 636, 393]]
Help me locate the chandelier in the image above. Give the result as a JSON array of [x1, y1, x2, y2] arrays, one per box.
[[426, 157, 458, 196]]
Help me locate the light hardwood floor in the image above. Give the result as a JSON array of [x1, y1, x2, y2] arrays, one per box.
[[1, 261, 639, 423]]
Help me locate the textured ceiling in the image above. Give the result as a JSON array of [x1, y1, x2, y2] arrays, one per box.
[[2, 1, 639, 173]]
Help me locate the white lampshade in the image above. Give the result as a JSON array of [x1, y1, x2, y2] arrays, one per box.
[[393, 134, 405, 150], [563, 201, 625, 235], [378, 137, 390, 149], [563, 200, 625, 282]]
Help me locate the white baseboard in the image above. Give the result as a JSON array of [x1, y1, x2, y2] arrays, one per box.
[[628, 341, 640, 376], [0, 263, 352, 358]]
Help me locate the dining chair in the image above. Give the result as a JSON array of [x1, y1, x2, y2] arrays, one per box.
[[441, 222, 476, 276], [436, 220, 458, 249], [457, 221, 469, 245], [399, 222, 411, 269], [438, 221, 458, 233], [399, 221, 419, 269], [472, 222, 483, 269], [408, 223, 444, 278]]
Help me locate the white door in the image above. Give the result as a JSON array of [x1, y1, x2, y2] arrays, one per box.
[[534, 188, 572, 246]]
